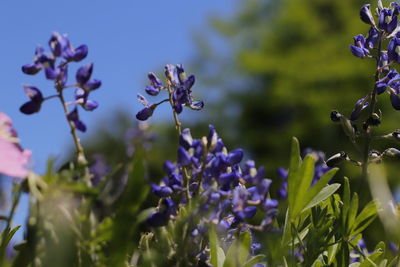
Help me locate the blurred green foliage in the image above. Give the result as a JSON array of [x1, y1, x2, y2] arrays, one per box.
[[193, 0, 400, 180]]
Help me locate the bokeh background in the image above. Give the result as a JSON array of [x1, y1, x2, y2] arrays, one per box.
[[1, 0, 399, 248]]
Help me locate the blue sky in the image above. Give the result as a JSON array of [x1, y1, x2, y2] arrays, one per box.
[[0, 0, 236, 172], [0, 0, 236, 241]]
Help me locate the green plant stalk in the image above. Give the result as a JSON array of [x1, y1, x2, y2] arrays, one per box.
[[0, 184, 23, 265], [361, 32, 383, 180], [165, 82, 192, 205], [57, 85, 90, 185]]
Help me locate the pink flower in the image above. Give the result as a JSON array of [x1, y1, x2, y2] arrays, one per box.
[[0, 112, 31, 178]]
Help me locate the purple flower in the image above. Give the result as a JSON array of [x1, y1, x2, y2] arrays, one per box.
[[179, 128, 193, 149], [376, 69, 400, 94], [232, 186, 249, 213], [227, 149, 244, 165], [145, 72, 163, 96], [389, 86, 400, 110], [75, 89, 99, 111], [163, 161, 176, 174], [67, 107, 86, 132], [365, 27, 379, 49], [350, 35, 369, 58], [136, 107, 155, 121], [379, 51, 389, 71], [350, 97, 369, 121], [63, 42, 88, 62], [151, 184, 173, 197], [360, 4, 375, 25], [76, 63, 93, 85], [146, 198, 176, 227], [135, 94, 157, 121], [378, 8, 398, 33], [48, 32, 68, 57], [165, 64, 180, 86], [177, 146, 191, 166], [388, 37, 400, 63], [236, 206, 257, 221], [22, 46, 59, 80], [19, 85, 44, 115]]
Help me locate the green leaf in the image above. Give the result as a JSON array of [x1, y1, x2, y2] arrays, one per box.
[[288, 137, 302, 214], [351, 201, 378, 236], [328, 242, 339, 265], [378, 259, 387, 267], [291, 155, 315, 217], [302, 168, 338, 213], [359, 247, 383, 267], [223, 231, 252, 267], [210, 227, 220, 267], [342, 177, 351, 227], [302, 183, 341, 212], [1, 226, 21, 249], [347, 192, 359, 232], [241, 255, 265, 267], [217, 247, 226, 267]]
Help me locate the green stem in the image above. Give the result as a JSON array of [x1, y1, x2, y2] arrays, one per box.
[[166, 82, 191, 204], [361, 32, 383, 180], [57, 85, 90, 185], [0, 184, 23, 264]]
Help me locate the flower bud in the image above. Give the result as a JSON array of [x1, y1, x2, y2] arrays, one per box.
[[392, 129, 400, 141], [360, 4, 375, 25], [383, 148, 400, 158], [330, 110, 342, 122], [325, 151, 347, 167], [367, 113, 381, 126]]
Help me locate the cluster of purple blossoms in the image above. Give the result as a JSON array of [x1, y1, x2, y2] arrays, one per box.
[[20, 32, 101, 132], [350, 2, 400, 113], [146, 126, 279, 255], [136, 64, 204, 121]]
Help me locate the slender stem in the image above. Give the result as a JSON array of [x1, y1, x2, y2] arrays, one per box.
[[291, 222, 306, 254], [0, 183, 23, 264], [57, 84, 90, 184], [361, 33, 383, 180], [166, 83, 182, 134], [43, 94, 59, 101], [165, 82, 191, 203], [5, 183, 22, 230]]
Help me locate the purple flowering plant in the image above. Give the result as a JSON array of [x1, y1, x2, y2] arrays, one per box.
[[1, 1, 400, 266]]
